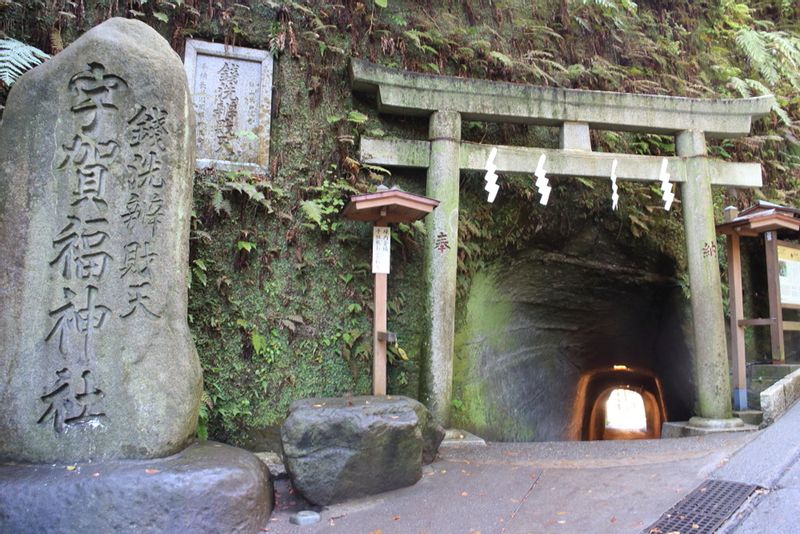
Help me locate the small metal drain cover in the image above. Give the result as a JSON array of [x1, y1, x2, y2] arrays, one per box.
[[644, 479, 758, 533]]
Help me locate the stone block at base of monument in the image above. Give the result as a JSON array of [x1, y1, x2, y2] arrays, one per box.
[[281, 395, 445, 506], [0, 441, 273, 533], [0, 18, 272, 531]]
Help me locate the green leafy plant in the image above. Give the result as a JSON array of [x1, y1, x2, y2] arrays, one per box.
[[729, 28, 800, 124], [196, 390, 213, 441], [300, 178, 358, 233], [236, 240, 256, 252], [190, 259, 208, 288], [0, 38, 49, 88]]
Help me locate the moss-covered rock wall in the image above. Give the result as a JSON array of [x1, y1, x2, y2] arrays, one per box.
[[3, 0, 798, 447]]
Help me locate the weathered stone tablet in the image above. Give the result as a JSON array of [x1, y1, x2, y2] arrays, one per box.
[[183, 39, 273, 172], [0, 18, 202, 463]]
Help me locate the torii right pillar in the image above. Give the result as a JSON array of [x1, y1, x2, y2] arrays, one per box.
[[678, 130, 739, 425]]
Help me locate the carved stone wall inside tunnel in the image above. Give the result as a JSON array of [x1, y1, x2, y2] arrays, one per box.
[[452, 229, 694, 442]]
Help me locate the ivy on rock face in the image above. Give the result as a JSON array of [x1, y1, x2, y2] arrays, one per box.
[[6, 0, 798, 446]]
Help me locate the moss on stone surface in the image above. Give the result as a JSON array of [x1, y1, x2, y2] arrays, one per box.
[[4, 0, 799, 445]]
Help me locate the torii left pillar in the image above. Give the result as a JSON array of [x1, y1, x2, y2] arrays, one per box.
[[423, 110, 461, 425]]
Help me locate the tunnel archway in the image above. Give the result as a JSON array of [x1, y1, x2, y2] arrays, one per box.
[[451, 226, 695, 442], [571, 367, 667, 441]]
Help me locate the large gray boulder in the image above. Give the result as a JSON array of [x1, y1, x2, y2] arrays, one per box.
[[0, 441, 273, 533], [281, 395, 444, 505], [0, 18, 202, 463]]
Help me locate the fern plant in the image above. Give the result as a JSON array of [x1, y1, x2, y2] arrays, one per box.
[[735, 29, 800, 89], [730, 28, 800, 124], [0, 38, 49, 88]]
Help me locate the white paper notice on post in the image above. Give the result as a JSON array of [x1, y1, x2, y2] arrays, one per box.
[[373, 226, 391, 274]]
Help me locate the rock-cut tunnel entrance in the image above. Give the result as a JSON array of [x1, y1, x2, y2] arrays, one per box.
[[570, 366, 667, 440], [452, 230, 695, 442]]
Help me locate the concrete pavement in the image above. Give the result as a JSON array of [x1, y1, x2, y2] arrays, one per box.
[[716, 398, 800, 533], [265, 401, 799, 534]]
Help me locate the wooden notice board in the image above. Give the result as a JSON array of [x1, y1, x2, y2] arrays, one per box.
[[778, 241, 800, 309]]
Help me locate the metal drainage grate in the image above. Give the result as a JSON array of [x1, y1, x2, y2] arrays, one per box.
[[644, 479, 758, 533]]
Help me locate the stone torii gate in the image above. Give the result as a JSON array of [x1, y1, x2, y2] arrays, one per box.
[[350, 59, 774, 427]]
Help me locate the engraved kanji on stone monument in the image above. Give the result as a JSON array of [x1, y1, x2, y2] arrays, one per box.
[[0, 18, 202, 463], [183, 39, 273, 172]]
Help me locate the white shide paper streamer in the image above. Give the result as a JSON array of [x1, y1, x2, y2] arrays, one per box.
[[483, 147, 499, 203], [534, 154, 551, 205], [610, 158, 619, 210], [659, 157, 674, 211]]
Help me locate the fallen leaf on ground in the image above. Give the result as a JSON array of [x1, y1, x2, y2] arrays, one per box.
[[609, 515, 617, 523], [66, 465, 76, 471]]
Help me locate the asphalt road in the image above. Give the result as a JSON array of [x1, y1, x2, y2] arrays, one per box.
[[266, 432, 757, 533], [266, 401, 800, 534]]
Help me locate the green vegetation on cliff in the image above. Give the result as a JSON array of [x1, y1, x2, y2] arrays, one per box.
[[2, 0, 798, 446]]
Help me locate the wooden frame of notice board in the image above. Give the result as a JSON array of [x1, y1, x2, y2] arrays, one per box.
[[717, 202, 800, 410]]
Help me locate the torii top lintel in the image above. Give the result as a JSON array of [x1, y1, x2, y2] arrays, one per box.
[[350, 59, 773, 139]]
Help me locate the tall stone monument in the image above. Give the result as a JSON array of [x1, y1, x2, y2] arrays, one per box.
[[0, 18, 271, 532], [0, 17, 201, 464]]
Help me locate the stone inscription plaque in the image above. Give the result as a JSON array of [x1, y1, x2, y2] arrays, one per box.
[[0, 18, 202, 464], [184, 39, 273, 172]]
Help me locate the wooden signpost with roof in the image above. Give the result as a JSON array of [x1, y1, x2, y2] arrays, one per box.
[[343, 187, 439, 395], [717, 201, 800, 409]]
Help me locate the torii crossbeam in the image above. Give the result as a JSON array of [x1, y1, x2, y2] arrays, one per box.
[[351, 59, 774, 427]]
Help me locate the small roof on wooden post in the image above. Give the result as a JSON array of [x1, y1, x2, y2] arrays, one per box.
[[343, 187, 440, 223], [716, 201, 800, 237], [341, 185, 439, 397]]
